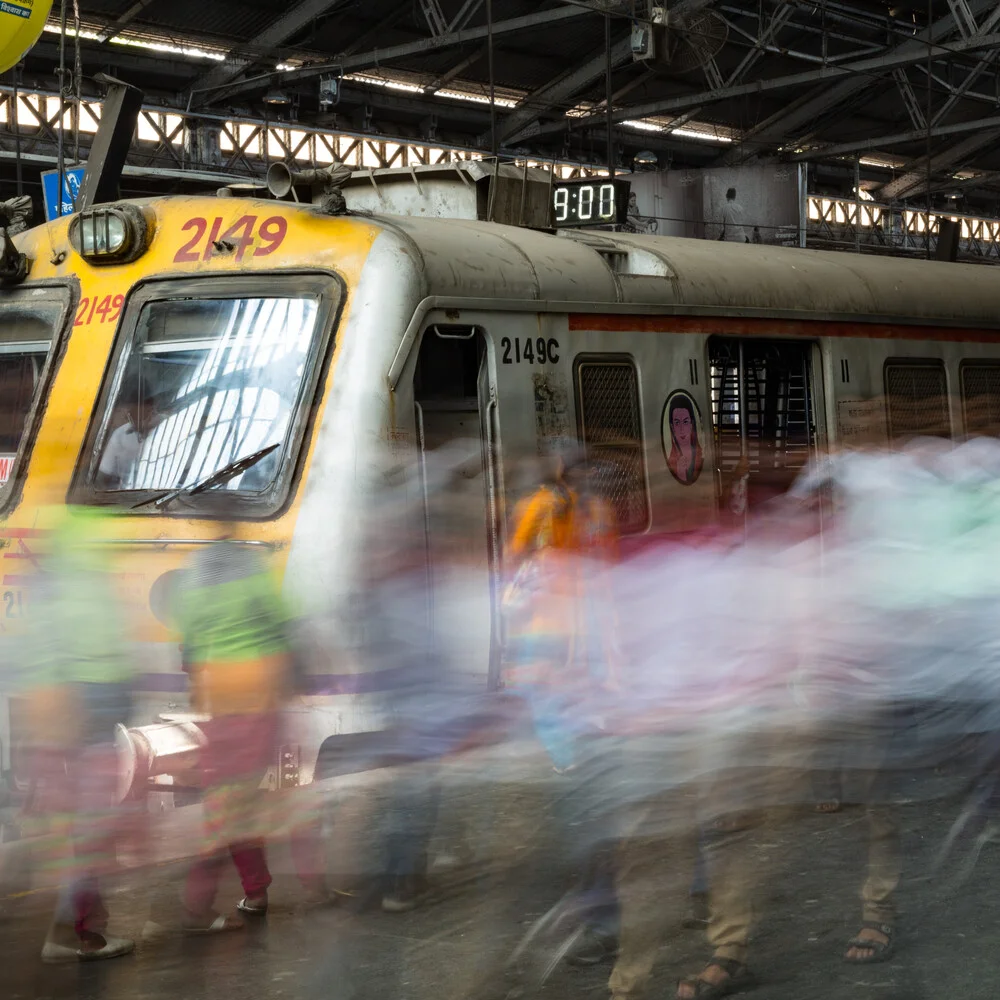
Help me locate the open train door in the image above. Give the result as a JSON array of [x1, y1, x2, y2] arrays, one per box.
[[708, 337, 827, 537], [413, 325, 503, 691]]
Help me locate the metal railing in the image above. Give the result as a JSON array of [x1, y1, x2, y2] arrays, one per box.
[[0, 86, 605, 190], [805, 194, 1000, 261]]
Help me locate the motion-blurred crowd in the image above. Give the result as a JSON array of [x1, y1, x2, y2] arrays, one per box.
[[5, 436, 1000, 1000]]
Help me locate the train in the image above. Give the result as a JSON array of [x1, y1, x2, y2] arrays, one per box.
[[1, 161, 999, 792]]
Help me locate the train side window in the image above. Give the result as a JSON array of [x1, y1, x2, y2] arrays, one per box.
[[884, 360, 949, 441], [960, 362, 1000, 436], [574, 355, 649, 534], [74, 274, 341, 518], [0, 285, 71, 510]]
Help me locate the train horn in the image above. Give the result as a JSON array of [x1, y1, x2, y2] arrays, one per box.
[[266, 163, 353, 214]]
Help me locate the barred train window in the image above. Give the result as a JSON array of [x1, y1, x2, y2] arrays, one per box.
[[574, 357, 649, 534], [961, 363, 1000, 436], [884, 361, 949, 441]]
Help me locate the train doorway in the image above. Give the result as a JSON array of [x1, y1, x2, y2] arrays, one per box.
[[708, 337, 821, 528], [413, 325, 502, 691]]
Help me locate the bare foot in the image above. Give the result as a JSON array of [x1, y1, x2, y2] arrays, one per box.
[[815, 800, 842, 814]]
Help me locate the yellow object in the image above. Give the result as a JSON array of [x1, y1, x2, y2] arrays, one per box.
[[0, 0, 54, 76], [192, 652, 290, 717], [2, 196, 377, 658]]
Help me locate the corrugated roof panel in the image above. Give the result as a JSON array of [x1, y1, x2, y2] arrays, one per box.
[[139, 0, 282, 43]]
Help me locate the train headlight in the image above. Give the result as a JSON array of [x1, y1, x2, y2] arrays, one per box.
[[69, 204, 148, 264]]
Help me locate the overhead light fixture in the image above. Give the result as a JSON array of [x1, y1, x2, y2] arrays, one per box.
[[318, 74, 340, 109], [263, 88, 291, 106], [634, 149, 658, 169]]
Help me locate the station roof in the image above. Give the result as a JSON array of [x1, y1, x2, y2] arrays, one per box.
[[12, 1, 1000, 208]]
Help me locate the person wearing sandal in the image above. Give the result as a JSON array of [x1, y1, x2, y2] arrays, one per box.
[[23, 507, 137, 964], [605, 741, 759, 1000], [843, 763, 900, 964], [175, 537, 299, 934]]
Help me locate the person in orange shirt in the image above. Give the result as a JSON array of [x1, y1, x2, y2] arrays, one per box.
[[504, 450, 623, 959], [503, 449, 619, 767]]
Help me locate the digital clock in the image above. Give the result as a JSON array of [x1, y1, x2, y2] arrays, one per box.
[[552, 178, 630, 228]]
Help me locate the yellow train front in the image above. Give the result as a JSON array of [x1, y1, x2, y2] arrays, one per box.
[[5, 165, 1000, 791]]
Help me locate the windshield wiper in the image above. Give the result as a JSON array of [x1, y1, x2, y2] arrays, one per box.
[[131, 443, 280, 510]]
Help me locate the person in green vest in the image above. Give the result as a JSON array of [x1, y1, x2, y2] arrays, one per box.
[[174, 536, 316, 932], [23, 505, 136, 964]]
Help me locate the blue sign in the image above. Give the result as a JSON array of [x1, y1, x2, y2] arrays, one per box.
[[41, 167, 86, 221]]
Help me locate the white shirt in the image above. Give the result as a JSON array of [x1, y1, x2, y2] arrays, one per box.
[[721, 199, 748, 242], [98, 423, 142, 487]]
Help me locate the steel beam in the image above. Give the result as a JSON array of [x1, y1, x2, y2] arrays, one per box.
[[878, 128, 1000, 201], [189, 0, 350, 97], [715, 0, 995, 165], [929, 5, 1000, 125], [77, 78, 146, 211], [946, 0, 980, 38], [448, 0, 485, 32], [525, 26, 1000, 144], [499, 36, 633, 145], [425, 48, 486, 93], [788, 114, 1000, 160], [0, 148, 254, 186], [200, 6, 593, 105], [893, 69, 926, 131], [96, 0, 157, 44], [419, 0, 449, 37]]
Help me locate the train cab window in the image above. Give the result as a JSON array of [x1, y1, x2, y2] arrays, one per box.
[[709, 338, 816, 514], [574, 356, 649, 534], [960, 362, 1000, 436], [76, 275, 340, 516], [884, 360, 949, 441], [0, 286, 70, 505]]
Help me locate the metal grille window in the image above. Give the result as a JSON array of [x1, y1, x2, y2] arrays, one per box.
[[961, 363, 1000, 436], [575, 357, 648, 533], [884, 361, 949, 440], [709, 338, 815, 482]]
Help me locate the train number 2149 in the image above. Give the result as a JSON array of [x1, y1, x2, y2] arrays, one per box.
[[501, 337, 560, 365]]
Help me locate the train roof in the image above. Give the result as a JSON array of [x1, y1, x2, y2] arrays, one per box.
[[12, 196, 1000, 330], [378, 212, 1000, 329]]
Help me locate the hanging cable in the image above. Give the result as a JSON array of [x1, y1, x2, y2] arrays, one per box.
[[57, 0, 68, 220], [605, 13, 614, 177], [12, 65, 23, 197], [486, 0, 496, 158], [73, 0, 83, 165], [925, 0, 932, 260]]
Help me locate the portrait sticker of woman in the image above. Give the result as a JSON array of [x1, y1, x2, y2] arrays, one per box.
[[662, 390, 704, 486]]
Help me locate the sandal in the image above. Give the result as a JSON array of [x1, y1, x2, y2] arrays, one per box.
[[844, 921, 894, 964], [236, 895, 268, 916], [182, 912, 244, 935], [677, 958, 757, 1000]]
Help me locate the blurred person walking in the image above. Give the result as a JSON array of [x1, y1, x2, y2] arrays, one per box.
[[364, 456, 498, 914], [175, 535, 302, 932], [503, 450, 623, 963], [22, 506, 136, 963]]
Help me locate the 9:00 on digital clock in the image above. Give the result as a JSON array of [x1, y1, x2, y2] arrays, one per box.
[[552, 179, 629, 227]]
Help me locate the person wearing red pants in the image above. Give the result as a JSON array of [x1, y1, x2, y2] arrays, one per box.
[[175, 538, 300, 933]]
